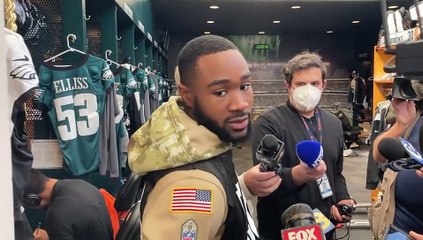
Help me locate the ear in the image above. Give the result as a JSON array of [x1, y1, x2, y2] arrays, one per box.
[[178, 83, 194, 108], [322, 79, 326, 90], [284, 81, 291, 92]]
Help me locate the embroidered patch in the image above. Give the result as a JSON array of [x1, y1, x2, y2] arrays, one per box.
[[170, 188, 212, 214], [181, 219, 197, 240]]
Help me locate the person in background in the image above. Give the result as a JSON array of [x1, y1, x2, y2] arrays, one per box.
[[23, 169, 113, 240], [128, 35, 281, 239], [251, 51, 355, 240], [372, 95, 423, 238]]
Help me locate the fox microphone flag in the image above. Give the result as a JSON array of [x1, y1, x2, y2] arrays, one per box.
[[281, 203, 325, 240]]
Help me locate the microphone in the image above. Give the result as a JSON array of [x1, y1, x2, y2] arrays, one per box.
[[280, 203, 326, 240], [255, 134, 284, 177], [296, 140, 333, 199], [296, 140, 323, 168], [378, 137, 423, 171]]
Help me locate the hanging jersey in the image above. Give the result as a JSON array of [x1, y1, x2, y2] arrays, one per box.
[[5, 28, 39, 133], [132, 68, 148, 124], [113, 66, 136, 124], [37, 54, 115, 175], [143, 70, 151, 120]]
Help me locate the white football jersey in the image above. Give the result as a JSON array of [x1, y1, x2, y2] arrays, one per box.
[[5, 28, 39, 133]]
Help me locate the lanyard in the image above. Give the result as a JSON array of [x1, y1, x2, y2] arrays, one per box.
[[300, 108, 322, 143]]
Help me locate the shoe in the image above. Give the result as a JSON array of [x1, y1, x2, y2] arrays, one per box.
[[343, 149, 353, 157], [350, 142, 359, 148]]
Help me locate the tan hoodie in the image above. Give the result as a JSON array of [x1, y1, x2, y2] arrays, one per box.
[[128, 96, 231, 175]]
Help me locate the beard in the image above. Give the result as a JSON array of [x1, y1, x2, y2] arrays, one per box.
[[193, 99, 251, 143]]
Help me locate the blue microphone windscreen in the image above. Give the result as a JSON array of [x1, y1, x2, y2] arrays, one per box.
[[296, 140, 322, 168]]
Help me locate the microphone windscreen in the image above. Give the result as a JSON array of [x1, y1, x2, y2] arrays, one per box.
[[281, 203, 315, 228], [378, 137, 407, 161], [262, 134, 279, 153], [296, 140, 322, 168]]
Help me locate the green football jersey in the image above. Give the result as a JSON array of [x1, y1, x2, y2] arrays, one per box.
[[37, 54, 115, 175], [132, 68, 148, 101], [113, 66, 136, 124]]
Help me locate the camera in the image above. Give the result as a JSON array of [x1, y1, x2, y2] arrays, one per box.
[[336, 204, 355, 216], [391, 76, 420, 101]]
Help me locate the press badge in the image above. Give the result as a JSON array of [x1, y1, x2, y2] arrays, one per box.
[[317, 173, 333, 199]]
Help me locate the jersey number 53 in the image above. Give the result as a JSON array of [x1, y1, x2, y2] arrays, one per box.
[[54, 93, 99, 141]]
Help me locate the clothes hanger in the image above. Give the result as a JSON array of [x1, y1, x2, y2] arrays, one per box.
[[104, 49, 121, 68], [44, 34, 86, 63]]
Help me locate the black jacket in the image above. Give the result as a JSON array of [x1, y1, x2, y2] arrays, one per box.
[[252, 102, 350, 239]]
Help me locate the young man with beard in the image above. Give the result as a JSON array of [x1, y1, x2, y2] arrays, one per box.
[[251, 51, 355, 240], [128, 35, 281, 240]]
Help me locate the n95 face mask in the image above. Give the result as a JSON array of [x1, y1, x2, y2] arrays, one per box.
[[292, 84, 322, 112]]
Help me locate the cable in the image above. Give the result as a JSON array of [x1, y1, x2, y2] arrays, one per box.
[[335, 221, 351, 240]]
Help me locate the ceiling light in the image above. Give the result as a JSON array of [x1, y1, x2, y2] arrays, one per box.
[[352, 20, 360, 24], [210, 5, 219, 9], [273, 20, 281, 24], [388, 5, 399, 9], [204, 31, 211, 34], [258, 31, 265, 35], [291, 5, 301, 9], [326, 30, 334, 34], [207, 20, 215, 24]]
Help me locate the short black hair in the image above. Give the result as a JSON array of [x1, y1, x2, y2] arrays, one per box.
[[24, 169, 48, 195], [177, 35, 239, 86]]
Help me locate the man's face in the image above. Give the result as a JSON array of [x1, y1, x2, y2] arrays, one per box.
[[187, 49, 253, 142], [286, 67, 325, 100]]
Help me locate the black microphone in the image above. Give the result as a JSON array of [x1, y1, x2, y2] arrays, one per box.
[[378, 137, 423, 171], [255, 134, 284, 177], [378, 137, 408, 161], [280, 203, 326, 240]]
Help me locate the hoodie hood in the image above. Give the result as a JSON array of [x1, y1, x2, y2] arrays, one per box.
[[128, 96, 231, 175]]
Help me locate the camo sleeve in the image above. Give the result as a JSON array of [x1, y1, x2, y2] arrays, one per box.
[[142, 169, 228, 240]]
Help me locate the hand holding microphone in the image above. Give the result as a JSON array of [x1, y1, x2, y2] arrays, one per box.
[[292, 140, 326, 183], [295, 140, 333, 199], [243, 164, 282, 197], [255, 134, 285, 177], [331, 199, 356, 222]]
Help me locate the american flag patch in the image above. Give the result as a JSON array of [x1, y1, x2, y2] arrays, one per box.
[[170, 188, 212, 213]]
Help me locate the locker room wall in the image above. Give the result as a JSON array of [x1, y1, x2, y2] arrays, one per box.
[[167, 32, 377, 80]]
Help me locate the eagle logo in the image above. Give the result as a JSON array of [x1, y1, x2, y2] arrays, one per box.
[[10, 63, 37, 80]]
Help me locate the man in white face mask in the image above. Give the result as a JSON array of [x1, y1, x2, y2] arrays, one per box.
[[251, 51, 355, 240]]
